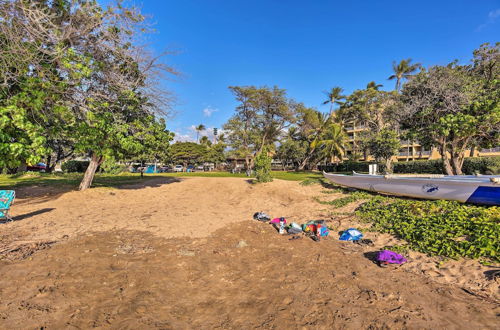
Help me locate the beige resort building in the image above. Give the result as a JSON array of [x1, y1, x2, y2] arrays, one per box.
[[344, 122, 500, 162]]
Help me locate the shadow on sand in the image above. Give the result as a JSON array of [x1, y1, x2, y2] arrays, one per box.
[[1, 208, 55, 223], [115, 177, 182, 190], [11, 176, 182, 205]]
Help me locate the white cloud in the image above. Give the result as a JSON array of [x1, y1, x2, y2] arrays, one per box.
[[173, 126, 225, 143], [202, 106, 219, 117], [476, 8, 500, 31], [488, 8, 500, 19], [173, 131, 195, 142]]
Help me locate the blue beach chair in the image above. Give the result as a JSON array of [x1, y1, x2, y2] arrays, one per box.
[[0, 190, 15, 222]]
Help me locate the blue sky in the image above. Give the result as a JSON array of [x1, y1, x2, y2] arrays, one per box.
[[132, 0, 500, 141]]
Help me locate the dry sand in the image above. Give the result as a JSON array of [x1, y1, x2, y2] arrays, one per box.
[[0, 177, 498, 328]]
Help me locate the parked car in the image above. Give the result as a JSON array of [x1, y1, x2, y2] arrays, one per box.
[[186, 165, 195, 172], [196, 165, 205, 171], [173, 165, 184, 172], [159, 166, 171, 173], [27, 162, 47, 172]]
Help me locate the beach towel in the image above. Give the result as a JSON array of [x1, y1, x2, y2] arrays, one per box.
[[339, 228, 363, 241], [318, 225, 329, 237], [376, 250, 407, 264]]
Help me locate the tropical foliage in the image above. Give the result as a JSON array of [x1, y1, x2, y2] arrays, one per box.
[[0, 0, 177, 189], [358, 198, 499, 262]]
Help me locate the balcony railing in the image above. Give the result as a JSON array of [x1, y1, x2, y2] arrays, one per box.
[[480, 147, 500, 153], [398, 150, 430, 157]]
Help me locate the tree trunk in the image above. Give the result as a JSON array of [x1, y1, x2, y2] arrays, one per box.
[[439, 144, 453, 175], [17, 160, 27, 173], [406, 140, 410, 161], [298, 154, 311, 171], [470, 145, 476, 157], [46, 155, 53, 173], [450, 156, 463, 175], [245, 155, 251, 171], [385, 158, 393, 174], [79, 153, 103, 191]]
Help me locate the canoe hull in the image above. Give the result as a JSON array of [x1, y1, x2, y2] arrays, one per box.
[[323, 172, 500, 206]]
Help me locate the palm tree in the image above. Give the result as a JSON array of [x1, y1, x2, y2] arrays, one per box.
[[217, 133, 226, 144], [388, 59, 421, 91], [366, 81, 383, 90], [199, 135, 211, 146], [195, 124, 205, 143], [318, 123, 346, 163], [322, 87, 345, 116], [299, 111, 331, 170]]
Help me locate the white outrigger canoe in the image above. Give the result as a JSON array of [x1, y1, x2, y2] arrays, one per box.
[[322, 171, 500, 206]]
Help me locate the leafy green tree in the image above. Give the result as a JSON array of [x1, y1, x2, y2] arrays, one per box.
[[0, 0, 177, 189], [0, 104, 48, 170], [170, 142, 206, 166], [367, 129, 401, 173], [388, 58, 421, 91], [337, 87, 398, 159], [401, 47, 499, 175], [203, 142, 226, 167], [254, 145, 272, 182], [223, 85, 295, 169], [133, 117, 174, 168], [276, 138, 307, 170], [322, 86, 345, 116]]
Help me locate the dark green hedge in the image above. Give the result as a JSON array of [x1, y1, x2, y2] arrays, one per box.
[[61, 160, 89, 173], [319, 156, 500, 175]]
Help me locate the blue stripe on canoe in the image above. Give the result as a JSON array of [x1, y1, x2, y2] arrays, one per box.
[[466, 186, 500, 206]]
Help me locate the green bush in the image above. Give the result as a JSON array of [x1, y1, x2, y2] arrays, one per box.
[[100, 159, 126, 174], [392, 159, 443, 174], [357, 198, 500, 262], [319, 156, 500, 175], [255, 147, 272, 183], [61, 160, 89, 173], [462, 157, 500, 175], [319, 161, 373, 173]]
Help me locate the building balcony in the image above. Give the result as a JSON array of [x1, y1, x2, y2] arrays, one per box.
[[479, 147, 500, 154]]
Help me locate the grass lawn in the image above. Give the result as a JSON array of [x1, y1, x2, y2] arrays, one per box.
[[0, 171, 323, 189]]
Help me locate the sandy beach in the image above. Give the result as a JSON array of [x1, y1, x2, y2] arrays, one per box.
[[0, 177, 498, 328]]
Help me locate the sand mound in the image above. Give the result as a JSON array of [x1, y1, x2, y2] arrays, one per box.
[[3, 177, 326, 242]]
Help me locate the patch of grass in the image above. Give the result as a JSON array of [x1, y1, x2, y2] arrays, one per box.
[[314, 191, 374, 208], [0, 172, 146, 189], [273, 171, 322, 182], [161, 172, 248, 178], [0, 170, 324, 189]]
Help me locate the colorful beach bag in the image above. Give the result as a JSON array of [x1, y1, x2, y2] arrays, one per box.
[[376, 250, 407, 264], [339, 228, 363, 241], [270, 217, 287, 224]]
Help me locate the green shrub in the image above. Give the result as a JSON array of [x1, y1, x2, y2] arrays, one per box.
[[357, 198, 500, 262], [100, 159, 126, 174], [320, 156, 500, 175], [255, 147, 272, 183], [462, 157, 500, 175], [61, 160, 89, 173], [392, 159, 443, 174]]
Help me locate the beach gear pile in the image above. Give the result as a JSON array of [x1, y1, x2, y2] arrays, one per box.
[[252, 211, 407, 267]]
